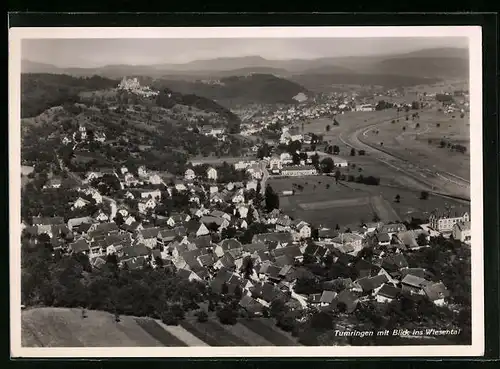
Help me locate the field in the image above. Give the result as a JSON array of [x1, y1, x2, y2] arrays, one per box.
[[360, 107, 470, 181], [269, 176, 388, 228], [21, 307, 301, 347], [268, 174, 469, 228]]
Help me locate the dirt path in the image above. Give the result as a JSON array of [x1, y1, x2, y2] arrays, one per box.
[[370, 195, 401, 222]]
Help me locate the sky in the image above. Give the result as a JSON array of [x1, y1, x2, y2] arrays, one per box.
[[21, 37, 469, 68]]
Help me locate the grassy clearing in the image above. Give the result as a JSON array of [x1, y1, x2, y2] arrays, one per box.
[[22, 307, 163, 347], [179, 318, 250, 346], [239, 318, 299, 346], [219, 322, 275, 346], [134, 318, 188, 347]]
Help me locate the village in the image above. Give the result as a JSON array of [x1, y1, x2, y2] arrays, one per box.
[[22, 143, 471, 319]]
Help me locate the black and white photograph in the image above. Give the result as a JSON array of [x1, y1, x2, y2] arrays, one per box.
[[9, 26, 484, 357]]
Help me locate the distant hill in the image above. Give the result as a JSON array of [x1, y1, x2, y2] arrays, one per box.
[[21, 47, 469, 88], [371, 57, 469, 79], [291, 73, 441, 92], [153, 74, 311, 107], [21, 73, 119, 118]]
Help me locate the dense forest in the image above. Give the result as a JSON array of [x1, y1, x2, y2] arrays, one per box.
[[21, 74, 119, 118], [154, 74, 310, 106]]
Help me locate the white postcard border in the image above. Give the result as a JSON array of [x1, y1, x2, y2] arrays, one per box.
[[9, 25, 484, 358]]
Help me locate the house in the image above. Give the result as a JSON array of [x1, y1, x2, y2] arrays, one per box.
[[231, 191, 246, 204], [185, 169, 196, 180], [252, 232, 294, 248], [272, 245, 303, 262], [429, 211, 469, 233], [124, 191, 135, 199], [140, 189, 161, 201], [214, 238, 243, 258], [175, 182, 187, 192], [381, 254, 409, 272], [210, 192, 224, 204], [332, 233, 363, 251], [93, 211, 109, 222], [61, 135, 72, 145], [43, 177, 62, 189], [395, 230, 430, 250], [335, 289, 359, 313], [117, 207, 129, 218], [239, 295, 264, 316], [148, 173, 163, 185], [423, 282, 450, 306], [177, 268, 203, 282], [92, 222, 119, 235], [354, 274, 389, 294], [320, 290, 337, 306], [281, 165, 317, 177], [185, 220, 210, 237], [207, 167, 218, 181], [375, 284, 401, 303], [246, 164, 263, 180], [138, 198, 156, 214], [137, 165, 148, 178], [268, 157, 282, 173], [166, 213, 190, 227], [452, 221, 471, 244], [318, 228, 339, 242], [401, 274, 431, 296], [200, 215, 229, 232], [123, 215, 137, 226], [71, 197, 90, 210], [377, 223, 407, 234], [295, 222, 311, 239], [209, 185, 219, 194], [246, 180, 258, 191], [69, 239, 90, 255], [137, 227, 161, 248], [67, 216, 93, 231], [237, 206, 249, 219], [210, 210, 231, 221], [120, 166, 129, 175], [376, 232, 391, 247]]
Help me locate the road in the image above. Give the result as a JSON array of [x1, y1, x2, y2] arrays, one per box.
[[338, 117, 471, 200], [55, 150, 119, 220], [259, 160, 269, 195]]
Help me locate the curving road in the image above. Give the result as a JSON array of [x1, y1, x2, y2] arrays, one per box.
[[338, 117, 471, 201]]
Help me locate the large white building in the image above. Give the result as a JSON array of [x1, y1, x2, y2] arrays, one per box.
[[281, 165, 318, 177], [452, 221, 471, 244], [429, 212, 469, 233]]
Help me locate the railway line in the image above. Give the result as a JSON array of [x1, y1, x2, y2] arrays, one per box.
[[338, 117, 470, 201]]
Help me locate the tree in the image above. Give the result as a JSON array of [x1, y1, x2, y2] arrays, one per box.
[[265, 185, 280, 212], [217, 304, 238, 325], [358, 150, 366, 156], [402, 126, 406, 131], [326, 125, 331, 132], [420, 191, 429, 200], [332, 145, 340, 155], [350, 148, 356, 156], [196, 310, 209, 323], [311, 153, 320, 169], [395, 194, 401, 203], [417, 233, 428, 246], [334, 170, 341, 183], [270, 298, 288, 319], [320, 157, 335, 174]]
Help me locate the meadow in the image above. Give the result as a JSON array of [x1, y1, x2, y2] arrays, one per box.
[[21, 307, 302, 348]]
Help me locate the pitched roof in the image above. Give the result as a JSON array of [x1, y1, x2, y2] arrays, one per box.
[[376, 284, 401, 299], [401, 274, 430, 288], [423, 282, 450, 301], [122, 244, 150, 259], [335, 290, 359, 313], [94, 222, 119, 234], [318, 228, 339, 239], [139, 226, 161, 239], [252, 232, 294, 245], [272, 245, 302, 259], [198, 253, 216, 267], [32, 216, 64, 226], [220, 238, 243, 251], [274, 254, 293, 267], [320, 290, 337, 304], [356, 274, 389, 292], [377, 232, 391, 243], [243, 242, 267, 253], [190, 235, 212, 248], [69, 239, 90, 253], [158, 229, 177, 242]]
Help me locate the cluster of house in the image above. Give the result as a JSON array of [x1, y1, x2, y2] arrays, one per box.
[[23, 199, 469, 318], [198, 125, 226, 141], [117, 77, 159, 98], [429, 211, 471, 244], [61, 124, 107, 145]]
